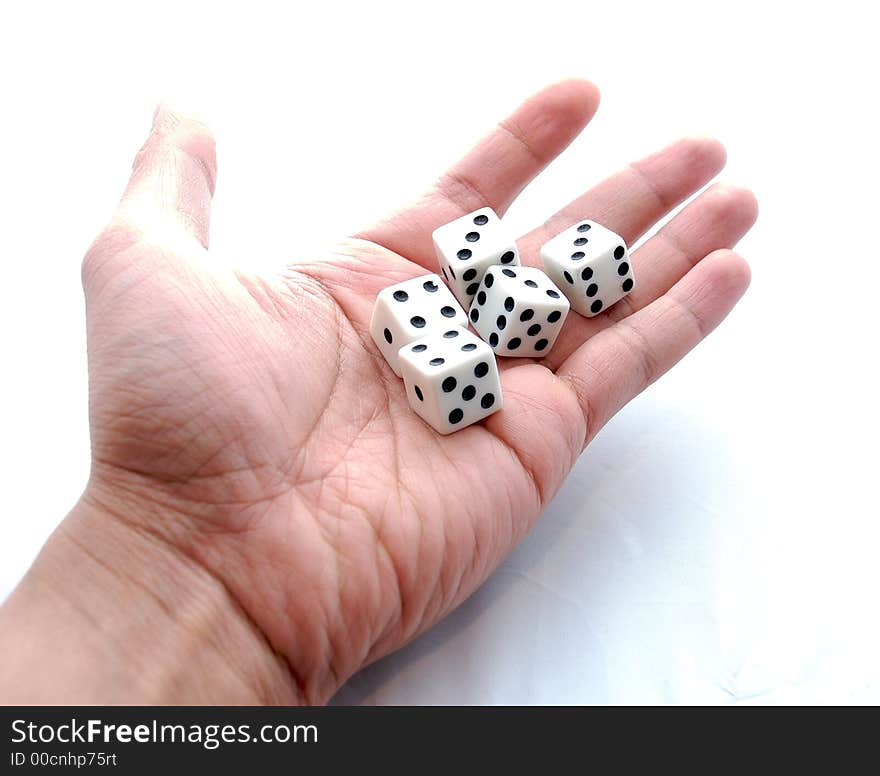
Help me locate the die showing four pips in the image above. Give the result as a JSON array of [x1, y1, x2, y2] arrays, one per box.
[[368, 207, 634, 434]]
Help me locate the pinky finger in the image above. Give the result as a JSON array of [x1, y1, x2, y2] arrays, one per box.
[[556, 249, 751, 446]]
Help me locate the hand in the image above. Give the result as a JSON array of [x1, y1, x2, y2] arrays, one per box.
[[0, 81, 756, 704]]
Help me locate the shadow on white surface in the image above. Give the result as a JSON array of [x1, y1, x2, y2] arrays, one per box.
[[333, 397, 767, 704]]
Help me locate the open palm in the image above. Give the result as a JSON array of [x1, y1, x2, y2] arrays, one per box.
[[79, 81, 756, 704]]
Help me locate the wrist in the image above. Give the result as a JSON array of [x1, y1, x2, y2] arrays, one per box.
[[0, 488, 301, 705]]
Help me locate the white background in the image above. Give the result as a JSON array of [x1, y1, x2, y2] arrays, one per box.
[[1, 1, 878, 703]]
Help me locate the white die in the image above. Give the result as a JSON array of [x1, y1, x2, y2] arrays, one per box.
[[432, 207, 521, 308], [468, 266, 569, 357], [398, 327, 502, 435], [540, 220, 635, 317], [369, 274, 467, 376]]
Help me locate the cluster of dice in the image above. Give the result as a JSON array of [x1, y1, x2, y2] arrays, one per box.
[[369, 207, 635, 434]]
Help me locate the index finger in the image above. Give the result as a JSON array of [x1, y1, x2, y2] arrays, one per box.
[[359, 79, 600, 268]]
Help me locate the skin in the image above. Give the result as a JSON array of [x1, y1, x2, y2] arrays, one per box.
[[0, 80, 757, 705]]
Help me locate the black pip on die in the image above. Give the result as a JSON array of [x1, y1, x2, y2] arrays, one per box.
[[468, 266, 569, 357], [432, 207, 520, 308], [369, 273, 467, 376], [540, 220, 635, 317], [398, 327, 502, 435]]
